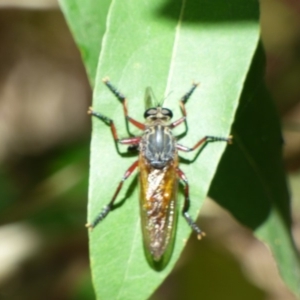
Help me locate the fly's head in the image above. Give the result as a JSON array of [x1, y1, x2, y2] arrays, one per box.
[[144, 106, 173, 125]]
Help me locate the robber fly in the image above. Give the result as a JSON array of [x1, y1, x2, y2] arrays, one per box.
[[86, 78, 232, 268]]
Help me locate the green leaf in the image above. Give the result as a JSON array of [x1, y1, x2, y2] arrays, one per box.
[[59, 0, 299, 299], [59, 0, 112, 86], [86, 0, 259, 298], [210, 44, 300, 296]]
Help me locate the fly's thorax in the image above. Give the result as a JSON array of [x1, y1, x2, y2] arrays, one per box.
[[140, 124, 177, 169]]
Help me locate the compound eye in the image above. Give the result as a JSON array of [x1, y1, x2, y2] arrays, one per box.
[[161, 108, 173, 118], [144, 108, 157, 118]]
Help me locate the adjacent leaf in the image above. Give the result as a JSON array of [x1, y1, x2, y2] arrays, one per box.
[[210, 44, 300, 296]]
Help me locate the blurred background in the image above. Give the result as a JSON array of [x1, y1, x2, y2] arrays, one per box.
[[0, 0, 299, 299]]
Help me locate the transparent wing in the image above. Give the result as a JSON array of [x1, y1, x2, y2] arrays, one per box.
[[138, 153, 178, 268]]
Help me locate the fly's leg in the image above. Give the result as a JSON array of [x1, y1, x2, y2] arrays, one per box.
[[170, 82, 199, 129], [88, 107, 141, 149], [176, 168, 205, 239], [177, 135, 232, 152], [86, 160, 139, 229], [103, 78, 145, 130]]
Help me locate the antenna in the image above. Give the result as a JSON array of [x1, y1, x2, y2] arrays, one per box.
[[160, 90, 173, 107]]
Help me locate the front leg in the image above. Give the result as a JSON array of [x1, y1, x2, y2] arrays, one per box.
[[103, 78, 145, 131], [88, 107, 141, 148], [170, 82, 199, 129]]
